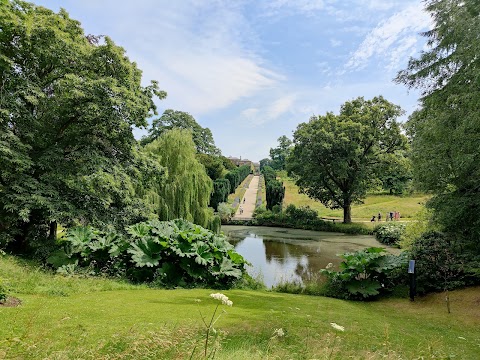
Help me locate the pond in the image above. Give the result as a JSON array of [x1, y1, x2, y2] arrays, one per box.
[[223, 225, 398, 288]]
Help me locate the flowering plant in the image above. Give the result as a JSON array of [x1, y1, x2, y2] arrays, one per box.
[[197, 293, 233, 357]]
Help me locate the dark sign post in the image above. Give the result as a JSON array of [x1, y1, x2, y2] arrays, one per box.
[[408, 260, 416, 301]]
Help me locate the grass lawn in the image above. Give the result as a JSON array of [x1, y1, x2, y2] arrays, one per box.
[[282, 177, 430, 222], [1, 255, 479, 359]]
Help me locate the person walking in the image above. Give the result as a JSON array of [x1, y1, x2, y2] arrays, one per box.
[[378, 213, 382, 222]]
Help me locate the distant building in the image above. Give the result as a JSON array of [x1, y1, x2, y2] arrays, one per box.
[[227, 157, 260, 174], [227, 156, 252, 167]]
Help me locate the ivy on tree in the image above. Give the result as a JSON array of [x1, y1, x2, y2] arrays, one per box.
[[288, 96, 406, 223]]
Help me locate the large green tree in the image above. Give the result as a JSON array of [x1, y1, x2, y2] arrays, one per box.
[[142, 109, 220, 155], [269, 135, 293, 171], [0, 1, 165, 250], [288, 96, 406, 223], [395, 0, 480, 242]]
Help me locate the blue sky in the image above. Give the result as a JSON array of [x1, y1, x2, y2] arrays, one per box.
[[34, 0, 431, 162]]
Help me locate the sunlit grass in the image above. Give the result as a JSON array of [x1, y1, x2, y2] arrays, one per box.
[[282, 177, 430, 221], [1, 255, 479, 359]]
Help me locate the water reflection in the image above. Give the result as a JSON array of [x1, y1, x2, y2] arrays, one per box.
[[224, 225, 395, 288]]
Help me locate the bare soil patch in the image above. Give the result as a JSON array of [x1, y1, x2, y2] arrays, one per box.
[[0, 296, 21, 307]]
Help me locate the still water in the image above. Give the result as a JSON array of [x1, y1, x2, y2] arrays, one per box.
[[223, 225, 396, 288]]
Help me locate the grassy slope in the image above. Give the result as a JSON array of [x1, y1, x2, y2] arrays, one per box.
[[1, 256, 479, 359], [282, 177, 429, 221]]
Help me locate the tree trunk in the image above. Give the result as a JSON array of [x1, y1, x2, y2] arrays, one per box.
[[343, 203, 352, 223]]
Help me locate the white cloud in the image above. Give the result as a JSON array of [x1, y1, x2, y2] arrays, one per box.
[[240, 94, 297, 126], [345, 3, 431, 70], [52, 0, 282, 116], [263, 0, 325, 17], [330, 38, 342, 47]]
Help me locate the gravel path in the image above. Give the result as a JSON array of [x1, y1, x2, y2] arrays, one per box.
[[233, 175, 259, 220]]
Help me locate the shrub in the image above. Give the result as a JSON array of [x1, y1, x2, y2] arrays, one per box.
[[285, 204, 318, 222], [253, 205, 267, 216], [217, 202, 234, 221], [271, 204, 282, 214], [374, 223, 406, 247], [48, 219, 248, 288], [409, 231, 480, 294], [321, 247, 407, 300], [0, 278, 8, 303]]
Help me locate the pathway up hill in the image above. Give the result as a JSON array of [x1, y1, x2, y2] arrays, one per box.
[[232, 175, 259, 220]]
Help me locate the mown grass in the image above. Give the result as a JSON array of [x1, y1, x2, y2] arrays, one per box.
[[282, 177, 430, 222], [1, 255, 479, 359]]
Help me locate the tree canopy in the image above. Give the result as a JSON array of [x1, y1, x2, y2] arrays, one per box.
[[288, 96, 406, 223], [0, 1, 165, 250], [144, 129, 216, 230], [269, 135, 293, 171], [141, 109, 220, 155], [395, 0, 480, 242]]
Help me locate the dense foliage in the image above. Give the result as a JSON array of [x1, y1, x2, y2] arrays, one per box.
[[374, 223, 406, 247], [225, 165, 251, 194], [0, 1, 165, 252], [210, 179, 231, 211], [408, 231, 480, 294], [288, 96, 406, 223], [196, 154, 226, 180], [268, 135, 293, 171], [321, 247, 407, 300], [377, 151, 413, 195], [48, 219, 247, 287], [261, 166, 285, 210], [396, 0, 480, 247], [144, 130, 219, 232]]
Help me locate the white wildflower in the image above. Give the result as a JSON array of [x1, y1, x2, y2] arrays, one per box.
[[330, 322, 345, 332], [210, 293, 233, 306], [326, 263, 334, 269], [272, 328, 285, 338]]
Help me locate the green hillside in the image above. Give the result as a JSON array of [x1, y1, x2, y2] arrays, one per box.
[[1, 255, 478, 359]]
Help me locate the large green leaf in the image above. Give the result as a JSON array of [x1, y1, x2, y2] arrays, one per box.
[[192, 242, 214, 265], [345, 279, 381, 298], [127, 237, 163, 267], [127, 223, 151, 239], [213, 257, 242, 279]]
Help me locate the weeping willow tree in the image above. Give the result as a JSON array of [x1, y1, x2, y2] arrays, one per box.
[[144, 129, 219, 230]]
